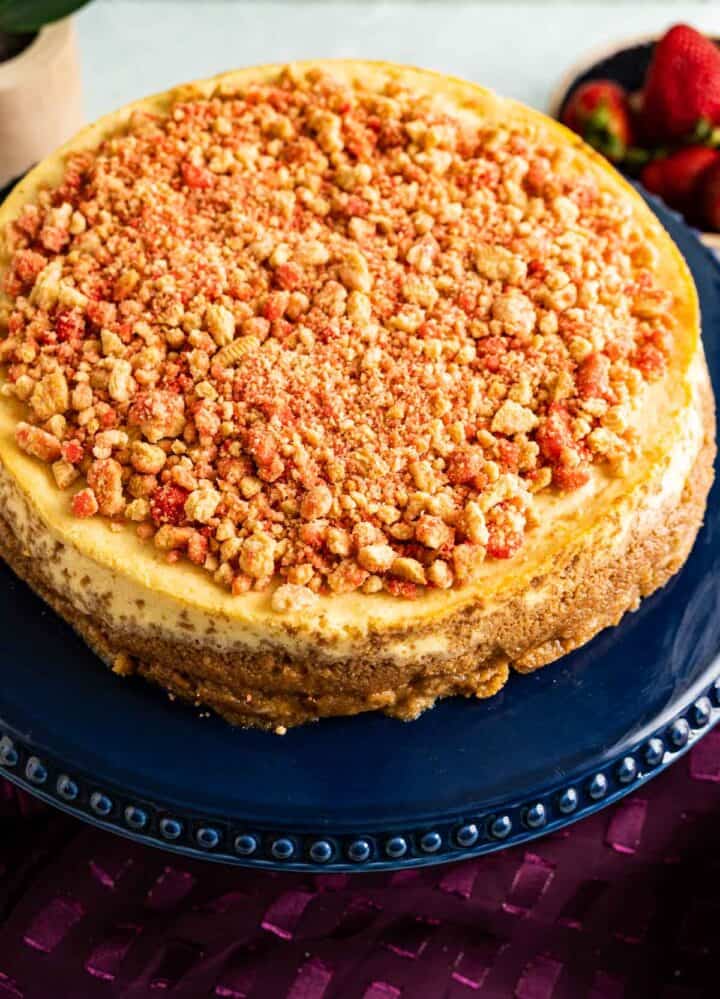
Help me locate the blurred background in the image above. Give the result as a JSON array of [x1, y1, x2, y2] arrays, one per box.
[[74, 1, 720, 119]]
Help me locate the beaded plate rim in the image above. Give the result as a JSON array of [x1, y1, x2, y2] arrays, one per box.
[[0, 673, 718, 873]]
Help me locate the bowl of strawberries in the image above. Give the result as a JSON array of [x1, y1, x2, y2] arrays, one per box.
[[550, 24, 720, 249]]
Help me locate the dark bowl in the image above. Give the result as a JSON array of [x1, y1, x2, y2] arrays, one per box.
[[550, 38, 655, 122]]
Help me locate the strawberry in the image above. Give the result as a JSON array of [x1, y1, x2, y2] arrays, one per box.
[[561, 80, 633, 161], [700, 158, 720, 230], [641, 24, 720, 142], [640, 145, 720, 213]]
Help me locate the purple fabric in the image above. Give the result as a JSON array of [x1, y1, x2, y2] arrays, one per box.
[[0, 743, 718, 998]]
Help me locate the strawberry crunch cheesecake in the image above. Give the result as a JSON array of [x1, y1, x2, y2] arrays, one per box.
[[0, 62, 715, 730]]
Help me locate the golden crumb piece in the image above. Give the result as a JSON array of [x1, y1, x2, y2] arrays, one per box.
[[112, 652, 136, 676]]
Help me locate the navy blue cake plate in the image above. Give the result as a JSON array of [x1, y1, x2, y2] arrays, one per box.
[[0, 192, 718, 873]]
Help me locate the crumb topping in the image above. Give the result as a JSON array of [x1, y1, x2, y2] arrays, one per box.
[[0, 67, 675, 608]]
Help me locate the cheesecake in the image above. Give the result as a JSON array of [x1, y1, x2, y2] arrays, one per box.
[[0, 61, 714, 730]]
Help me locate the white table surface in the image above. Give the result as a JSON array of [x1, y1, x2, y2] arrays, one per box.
[[76, 1, 720, 120]]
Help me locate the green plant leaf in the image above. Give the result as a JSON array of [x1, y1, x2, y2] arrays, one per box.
[[0, 0, 92, 34]]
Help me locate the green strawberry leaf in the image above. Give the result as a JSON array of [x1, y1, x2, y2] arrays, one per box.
[[582, 111, 627, 163], [623, 147, 652, 173], [690, 117, 713, 143], [587, 102, 611, 131], [0, 0, 91, 33]]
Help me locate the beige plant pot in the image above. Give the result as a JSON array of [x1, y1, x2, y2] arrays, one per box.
[[0, 18, 83, 188]]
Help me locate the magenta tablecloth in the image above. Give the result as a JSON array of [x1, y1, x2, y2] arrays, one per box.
[[0, 737, 718, 999]]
